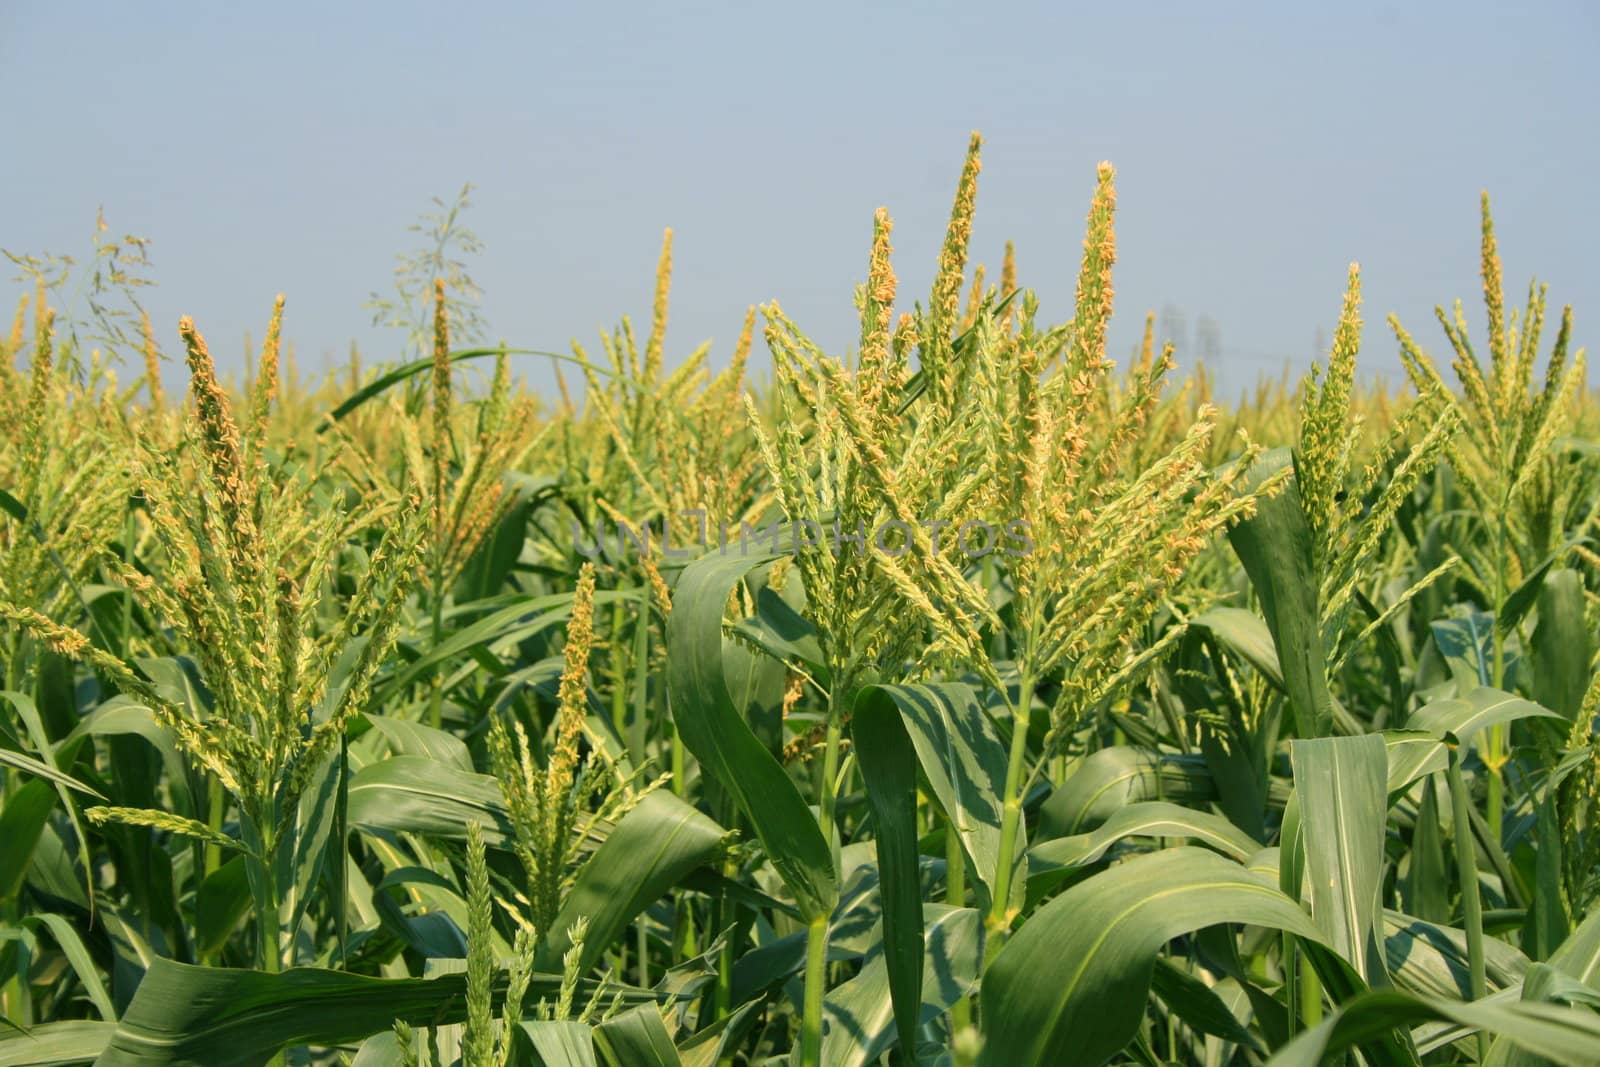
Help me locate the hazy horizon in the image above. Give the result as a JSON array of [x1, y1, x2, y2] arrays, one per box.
[[3, 1, 1595, 399]]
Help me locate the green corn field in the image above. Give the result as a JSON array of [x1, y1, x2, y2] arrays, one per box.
[[1, 135, 1598, 1067]]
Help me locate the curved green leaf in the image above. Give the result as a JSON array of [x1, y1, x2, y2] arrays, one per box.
[[360, 715, 472, 772], [1384, 911, 1530, 1000], [1386, 688, 1563, 793], [346, 755, 512, 844], [1191, 607, 1283, 685], [665, 550, 836, 922], [0, 1020, 117, 1067], [1026, 800, 1258, 899], [318, 347, 610, 429], [521, 1021, 597, 1066], [27, 913, 116, 1022], [0, 746, 103, 799], [380, 589, 634, 700], [540, 789, 727, 975], [92, 957, 660, 1067], [1036, 747, 1215, 839], [979, 847, 1327, 1066], [1549, 907, 1600, 990], [1267, 989, 1600, 1067]]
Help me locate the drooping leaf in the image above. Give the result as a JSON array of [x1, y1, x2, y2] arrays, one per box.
[[0, 1020, 117, 1067], [665, 549, 836, 922], [346, 755, 513, 845], [1026, 801, 1258, 900], [1386, 688, 1562, 794], [1036, 747, 1215, 839], [979, 847, 1328, 1066], [539, 789, 727, 975], [91, 957, 660, 1067], [0, 745, 104, 799], [1267, 989, 1600, 1067]]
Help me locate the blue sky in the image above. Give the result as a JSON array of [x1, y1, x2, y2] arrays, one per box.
[[2, 2, 1595, 396]]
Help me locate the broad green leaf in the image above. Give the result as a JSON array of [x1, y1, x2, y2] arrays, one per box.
[[1149, 958, 1263, 1053], [1226, 447, 1334, 738], [521, 1021, 598, 1066], [1036, 747, 1215, 839], [666, 549, 836, 922], [195, 857, 253, 959], [347, 1031, 404, 1067], [379, 589, 634, 700], [853, 681, 1009, 1060], [1530, 568, 1590, 719], [868, 683, 1011, 909], [1197, 717, 1271, 844], [727, 853, 888, 1006], [849, 685, 929, 1060], [1408, 687, 1560, 744], [1383, 911, 1529, 1000], [1468, 915, 1600, 1067], [540, 789, 727, 975], [1026, 801, 1258, 900], [2, 691, 96, 907], [1430, 611, 1500, 689], [1529, 790, 1570, 959], [1191, 607, 1282, 685], [1386, 688, 1562, 793], [593, 1005, 681, 1067], [61, 699, 186, 792], [1400, 776, 1449, 922], [819, 905, 981, 1067], [732, 585, 829, 688], [1267, 989, 1600, 1067], [978, 847, 1326, 1066], [675, 1003, 761, 1067], [0, 1020, 117, 1067], [371, 867, 475, 959], [1486, 963, 1600, 1066], [92, 957, 660, 1066], [25, 823, 89, 912], [347, 755, 513, 845], [276, 748, 342, 964], [360, 715, 473, 772], [1547, 906, 1600, 990], [1291, 734, 1388, 982]]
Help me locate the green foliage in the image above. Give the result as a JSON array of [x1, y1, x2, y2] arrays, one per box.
[[0, 139, 1596, 1067]]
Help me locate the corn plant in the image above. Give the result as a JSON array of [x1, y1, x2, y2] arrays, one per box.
[[0, 140, 1596, 1067]]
